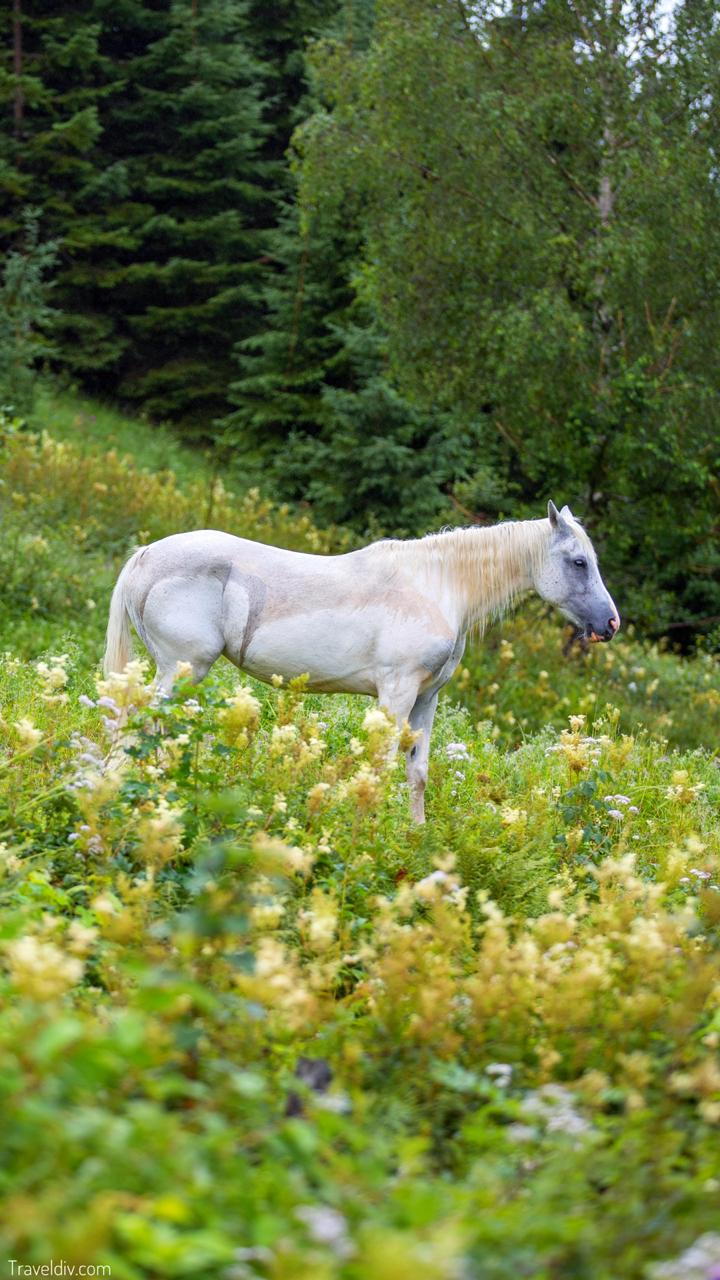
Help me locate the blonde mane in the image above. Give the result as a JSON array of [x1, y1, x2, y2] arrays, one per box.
[[367, 516, 595, 630]]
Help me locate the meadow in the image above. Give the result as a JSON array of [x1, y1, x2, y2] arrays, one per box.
[[1, 392, 719, 1279]]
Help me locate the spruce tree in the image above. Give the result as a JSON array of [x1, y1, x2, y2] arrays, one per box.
[[93, 0, 272, 433], [227, 197, 469, 534], [0, 1, 119, 377], [228, 0, 467, 535], [0, 210, 57, 412]]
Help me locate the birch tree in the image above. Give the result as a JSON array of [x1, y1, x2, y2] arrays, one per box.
[[299, 0, 720, 630]]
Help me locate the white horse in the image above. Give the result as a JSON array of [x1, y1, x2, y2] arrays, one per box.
[[104, 501, 619, 822]]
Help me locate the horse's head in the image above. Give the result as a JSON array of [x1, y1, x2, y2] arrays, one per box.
[[534, 501, 620, 643]]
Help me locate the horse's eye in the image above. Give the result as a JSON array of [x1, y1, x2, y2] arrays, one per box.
[[573, 558, 587, 569]]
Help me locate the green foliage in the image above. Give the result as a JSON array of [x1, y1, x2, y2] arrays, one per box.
[[0, 395, 348, 656], [1, 644, 720, 1276], [94, 0, 273, 431], [0, 398, 719, 1275], [0, 0, 284, 430], [228, 195, 470, 534], [0, 0, 117, 372], [298, 0, 720, 631], [454, 601, 720, 754], [0, 211, 57, 413]]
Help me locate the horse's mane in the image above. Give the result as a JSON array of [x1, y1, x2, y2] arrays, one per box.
[[365, 516, 596, 629]]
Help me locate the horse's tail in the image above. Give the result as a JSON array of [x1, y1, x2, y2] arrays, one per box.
[[103, 548, 142, 676]]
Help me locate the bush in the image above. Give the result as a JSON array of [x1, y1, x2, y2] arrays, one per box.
[[0, 655, 719, 1276]]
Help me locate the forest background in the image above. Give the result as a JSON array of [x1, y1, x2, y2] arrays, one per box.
[[2, 0, 720, 641]]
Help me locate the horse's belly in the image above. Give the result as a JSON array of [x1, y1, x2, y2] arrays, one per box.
[[239, 611, 383, 694]]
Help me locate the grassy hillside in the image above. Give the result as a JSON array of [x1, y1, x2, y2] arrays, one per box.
[[1, 395, 720, 1278]]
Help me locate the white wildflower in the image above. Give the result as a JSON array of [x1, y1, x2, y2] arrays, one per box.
[[295, 1206, 354, 1260], [648, 1233, 720, 1280]]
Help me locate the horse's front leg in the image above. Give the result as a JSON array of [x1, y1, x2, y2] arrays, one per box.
[[406, 691, 439, 824], [375, 671, 424, 802]]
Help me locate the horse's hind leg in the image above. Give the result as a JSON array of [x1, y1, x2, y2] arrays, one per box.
[[141, 576, 226, 695]]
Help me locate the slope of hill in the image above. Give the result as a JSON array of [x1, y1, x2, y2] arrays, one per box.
[[0, 392, 719, 1278]]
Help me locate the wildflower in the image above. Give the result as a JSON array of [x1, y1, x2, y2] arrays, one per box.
[[346, 764, 381, 811], [91, 894, 118, 919], [270, 723, 299, 757], [568, 714, 586, 732], [96, 658, 153, 712], [6, 935, 83, 1000], [666, 770, 705, 803], [13, 718, 43, 748], [415, 869, 450, 900], [250, 899, 285, 930], [687, 835, 707, 855], [299, 888, 338, 952], [566, 826, 584, 853], [0, 843, 22, 876], [446, 741, 470, 761], [78, 693, 96, 708], [521, 1085, 592, 1138], [506, 1123, 536, 1143], [486, 1062, 513, 1087], [295, 1206, 354, 1260], [501, 807, 527, 827], [307, 781, 331, 814], [363, 706, 393, 735], [252, 832, 313, 877], [36, 653, 70, 704], [283, 844, 315, 876], [136, 797, 184, 866], [219, 685, 261, 744], [66, 922, 98, 955], [607, 809, 624, 821], [648, 1233, 720, 1280], [270, 673, 284, 687]]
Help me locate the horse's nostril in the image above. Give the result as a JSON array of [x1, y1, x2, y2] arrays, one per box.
[[609, 616, 619, 633]]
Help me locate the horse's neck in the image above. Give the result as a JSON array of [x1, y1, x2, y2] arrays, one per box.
[[426, 521, 549, 629]]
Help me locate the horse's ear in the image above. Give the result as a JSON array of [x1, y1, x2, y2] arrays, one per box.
[[560, 504, 574, 521], [548, 500, 560, 528]]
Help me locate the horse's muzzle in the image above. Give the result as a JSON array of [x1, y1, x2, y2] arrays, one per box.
[[586, 615, 620, 643]]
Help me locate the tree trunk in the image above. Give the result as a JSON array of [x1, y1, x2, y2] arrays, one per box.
[[588, 0, 622, 508]]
